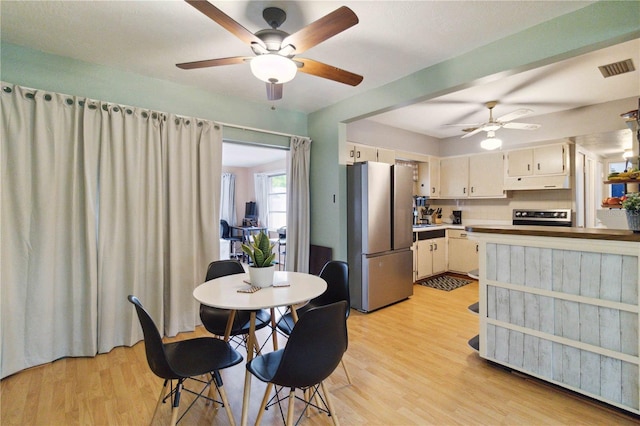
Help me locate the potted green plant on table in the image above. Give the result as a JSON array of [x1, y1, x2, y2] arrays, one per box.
[[242, 231, 276, 287], [622, 192, 640, 233]]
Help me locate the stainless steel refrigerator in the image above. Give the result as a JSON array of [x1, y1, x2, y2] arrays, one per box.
[[347, 161, 414, 312]]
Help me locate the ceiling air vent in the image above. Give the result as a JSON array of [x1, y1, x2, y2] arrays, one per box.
[[598, 58, 635, 78]]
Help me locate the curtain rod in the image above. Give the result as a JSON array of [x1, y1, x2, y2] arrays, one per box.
[[215, 121, 307, 139]]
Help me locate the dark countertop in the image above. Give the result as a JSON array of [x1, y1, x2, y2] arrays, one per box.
[[465, 225, 640, 242]]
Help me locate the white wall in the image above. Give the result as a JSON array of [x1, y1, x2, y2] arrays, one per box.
[[346, 119, 440, 156]]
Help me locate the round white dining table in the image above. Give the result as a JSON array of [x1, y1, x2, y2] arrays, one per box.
[[193, 270, 327, 426]]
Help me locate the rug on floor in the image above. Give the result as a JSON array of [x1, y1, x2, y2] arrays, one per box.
[[417, 274, 472, 291]]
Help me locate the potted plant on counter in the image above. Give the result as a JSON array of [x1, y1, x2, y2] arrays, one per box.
[[622, 192, 640, 233], [242, 231, 276, 287]]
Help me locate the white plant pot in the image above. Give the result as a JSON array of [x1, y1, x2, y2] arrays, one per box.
[[626, 210, 640, 233], [248, 265, 275, 288]]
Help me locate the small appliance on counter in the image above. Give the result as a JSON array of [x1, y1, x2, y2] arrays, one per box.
[[452, 210, 462, 225]]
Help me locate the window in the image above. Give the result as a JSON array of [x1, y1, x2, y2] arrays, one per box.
[[268, 173, 286, 231], [609, 161, 626, 197]]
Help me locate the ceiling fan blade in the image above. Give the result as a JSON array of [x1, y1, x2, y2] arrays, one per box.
[[184, 1, 266, 49], [502, 122, 541, 130], [281, 6, 358, 54], [296, 58, 363, 86], [444, 123, 483, 127], [267, 82, 283, 101], [176, 56, 250, 70], [461, 127, 484, 139], [496, 108, 533, 123]]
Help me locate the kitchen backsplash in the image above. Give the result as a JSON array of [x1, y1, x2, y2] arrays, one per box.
[[427, 189, 573, 224]]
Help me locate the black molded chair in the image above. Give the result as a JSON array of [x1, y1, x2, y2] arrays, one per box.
[[247, 301, 348, 426], [220, 219, 242, 259], [128, 295, 242, 426], [276, 260, 352, 384], [200, 259, 272, 354]]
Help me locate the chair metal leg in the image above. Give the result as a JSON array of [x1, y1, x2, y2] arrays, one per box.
[[320, 381, 340, 426], [255, 382, 273, 426], [286, 388, 296, 426]]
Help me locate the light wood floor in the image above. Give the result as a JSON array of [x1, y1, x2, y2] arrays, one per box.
[[2, 281, 639, 425]]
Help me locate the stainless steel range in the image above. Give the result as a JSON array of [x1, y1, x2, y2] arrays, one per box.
[[512, 209, 572, 227]]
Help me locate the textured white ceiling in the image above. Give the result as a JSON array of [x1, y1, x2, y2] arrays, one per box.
[[0, 0, 595, 113], [2, 1, 637, 161]]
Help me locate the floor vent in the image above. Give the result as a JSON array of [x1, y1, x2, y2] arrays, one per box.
[[598, 58, 635, 78]]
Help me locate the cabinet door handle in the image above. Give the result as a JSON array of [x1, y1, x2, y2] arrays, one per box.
[[463, 187, 466, 194], [471, 187, 474, 193], [433, 243, 438, 250], [350, 150, 354, 158], [431, 187, 435, 194], [537, 163, 541, 170], [476, 244, 479, 252], [460, 233, 467, 237], [528, 164, 530, 171], [429, 243, 433, 252], [356, 151, 361, 159]]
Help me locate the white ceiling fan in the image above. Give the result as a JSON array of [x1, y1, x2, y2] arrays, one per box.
[[448, 101, 541, 139]]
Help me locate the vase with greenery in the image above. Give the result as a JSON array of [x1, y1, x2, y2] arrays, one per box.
[[242, 231, 276, 287], [622, 192, 640, 233]]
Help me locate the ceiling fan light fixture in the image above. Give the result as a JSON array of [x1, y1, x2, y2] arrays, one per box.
[[250, 54, 297, 84], [480, 132, 502, 150]]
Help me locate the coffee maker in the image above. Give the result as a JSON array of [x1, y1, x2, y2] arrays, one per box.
[[452, 210, 462, 225]]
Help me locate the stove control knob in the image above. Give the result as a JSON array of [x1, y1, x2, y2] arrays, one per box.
[[515, 212, 521, 217], [553, 212, 560, 217], [521, 212, 527, 217]]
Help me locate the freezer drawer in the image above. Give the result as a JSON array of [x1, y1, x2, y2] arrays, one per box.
[[355, 249, 413, 312]]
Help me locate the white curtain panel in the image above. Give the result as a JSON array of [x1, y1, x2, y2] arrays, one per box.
[[220, 172, 236, 226], [88, 104, 166, 352], [1, 84, 99, 378], [286, 136, 311, 272], [163, 117, 221, 336], [254, 173, 269, 229], [0, 82, 222, 377]]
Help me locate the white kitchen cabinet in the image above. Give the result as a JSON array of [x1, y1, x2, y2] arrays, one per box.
[[468, 152, 505, 198], [376, 147, 396, 164], [417, 158, 440, 197], [447, 229, 478, 274], [504, 143, 571, 190], [347, 143, 377, 164], [415, 237, 446, 279], [506, 143, 568, 177], [439, 156, 469, 198], [346, 142, 394, 164]]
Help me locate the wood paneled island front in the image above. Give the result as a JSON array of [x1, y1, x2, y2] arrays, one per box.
[[466, 225, 640, 414]]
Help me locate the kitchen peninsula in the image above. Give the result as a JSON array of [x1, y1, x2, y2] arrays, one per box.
[[466, 225, 640, 414]]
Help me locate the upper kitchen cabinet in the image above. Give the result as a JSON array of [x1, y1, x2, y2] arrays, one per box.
[[417, 158, 440, 197], [504, 143, 571, 190], [346, 142, 395, 165], [440, 156, 469, 198], [468, 152, 505, 198], [439, 154, 505, 199]]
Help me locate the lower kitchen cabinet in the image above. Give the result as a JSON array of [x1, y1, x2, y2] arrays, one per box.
[[415, 237, 446, 279], [448, 229, 479, 274]]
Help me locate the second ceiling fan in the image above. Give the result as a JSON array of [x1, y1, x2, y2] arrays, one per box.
[[177, 1, 363, 101], [448, 101, 541, 139]]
